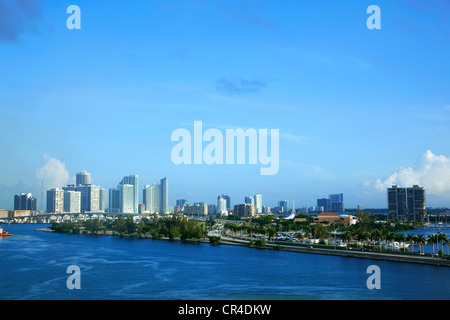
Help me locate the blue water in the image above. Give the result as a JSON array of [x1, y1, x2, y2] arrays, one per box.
[[1, 224, 449, 300]]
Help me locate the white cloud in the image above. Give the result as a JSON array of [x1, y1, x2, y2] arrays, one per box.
[[35, 154, 71, 190], [365, 150, 450, 196]]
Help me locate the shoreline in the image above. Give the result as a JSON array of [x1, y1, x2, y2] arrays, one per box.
[[34, 227, 450, 267]]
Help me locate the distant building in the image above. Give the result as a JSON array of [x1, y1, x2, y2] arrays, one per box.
[[317, 193, 344, 213], [278, 200, 289, 212], [14, 193, 37, 211], [109, 188, 120, 213], [142, 177, 169, 214], [64, 184, 101, 213], [207, 204, 216, 214], [245, 196, 254, 206], [218, 194, 230, 210], [76, 171, 91, 186], [313, 212, 355, 226], [388, 185, 425, 222], [120, 175, 139, 214], [317, 198, 331, 212], [254, 194, 262, 214], [217, 195, 228, 214], [64, 190, 81, 213], [47, 188, 64, 213], [234, 203, 255, 218], [184, 203, 208, 216], [176, 199, 188, 208]]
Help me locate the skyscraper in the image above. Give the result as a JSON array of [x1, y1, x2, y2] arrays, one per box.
[[14, 193, 37, 211], [329, 193, 344, 213], [76, 171, 91, 185], [109, 188, 120, 213], [64, 190, 81, 213], [47, 188, 64, 213], [119, 184, 135, 214], [244, 196, 254, 206], [254, 194, 262, 214], [388, 185, 425, 222], [278, 200, 289, 212], [217, 195, 228, 214], [120, 175, 139, 214], [142, 177, 169, 214], [64, 184, 100, 213], [161, 177, 169, 214], [218, 194, 230, 210]]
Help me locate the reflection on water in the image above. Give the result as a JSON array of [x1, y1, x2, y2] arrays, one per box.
[[0, 224, 449, 300]]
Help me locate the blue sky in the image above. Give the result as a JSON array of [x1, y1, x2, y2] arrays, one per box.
[[1, 0, 450, 210]]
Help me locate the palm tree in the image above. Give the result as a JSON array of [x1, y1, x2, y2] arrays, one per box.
[[406, 234, 415, 254], [428, 234, 438, 256], [444, 238, 450, 256], [415, 234, 426, 255], [437, 232, 448, 254]]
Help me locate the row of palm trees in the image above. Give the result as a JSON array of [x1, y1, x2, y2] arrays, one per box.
[[342, 230, 450, 256]]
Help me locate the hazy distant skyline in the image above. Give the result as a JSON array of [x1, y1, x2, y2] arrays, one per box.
[[1, 0, 450, 209]]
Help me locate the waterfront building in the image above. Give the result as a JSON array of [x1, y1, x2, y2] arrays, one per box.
[[119, 175, 139, 214], [76, 170, 91, 185], [64, 184, 100, 213], [109, 188, 120, 213], [63, 190, 81, 213], [47, 188, 64, 213], [99, 188, 106, 212], [14, 193, 37, 211], [234, 203, 255, 217], [119, 184, 135, 214], [254, 194, 262, 214], [388, 185, 425, 222], [143, 177, 169, 214]]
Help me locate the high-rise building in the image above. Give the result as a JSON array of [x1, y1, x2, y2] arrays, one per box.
[[176, 199, 188, 208], [142, 177, 169, 214], [329, 193, 344, 213], [119, 175, 139, 214], [254, 194, 262, 214], [218, 194, 230, 210], [388, 185, 425, 222], [99, 188, 106, 212], [217, 195, 228, 214], [244, 196, 254, 206], [14, 193, 37, 211], [64, 190, 81, 213], [76, 171, 91, 186], [234, 203, 255, 217], [119, 184, 135, 214], [47, 188, 64, 213], [109, 188, 120, 213], [278, 200, 289, 212], [161, 177, 169, 214], [317, 198, 331, 212], [64, 184, 100, 213]]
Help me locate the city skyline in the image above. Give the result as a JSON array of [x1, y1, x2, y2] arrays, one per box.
[[1, 1, 450, 209]]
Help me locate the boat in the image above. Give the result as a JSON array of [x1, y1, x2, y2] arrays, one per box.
[[0, 226, 12, 237]]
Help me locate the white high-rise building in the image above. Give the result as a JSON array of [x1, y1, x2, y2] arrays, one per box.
[[217, 195, 228, 214], [120, 175, 138, 214], [143, 178, 169, 214], [64, 190, 81, 213], [254, 194, 262, 214], [47, 188, 64, 213], [119, 184, 135, 214]]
